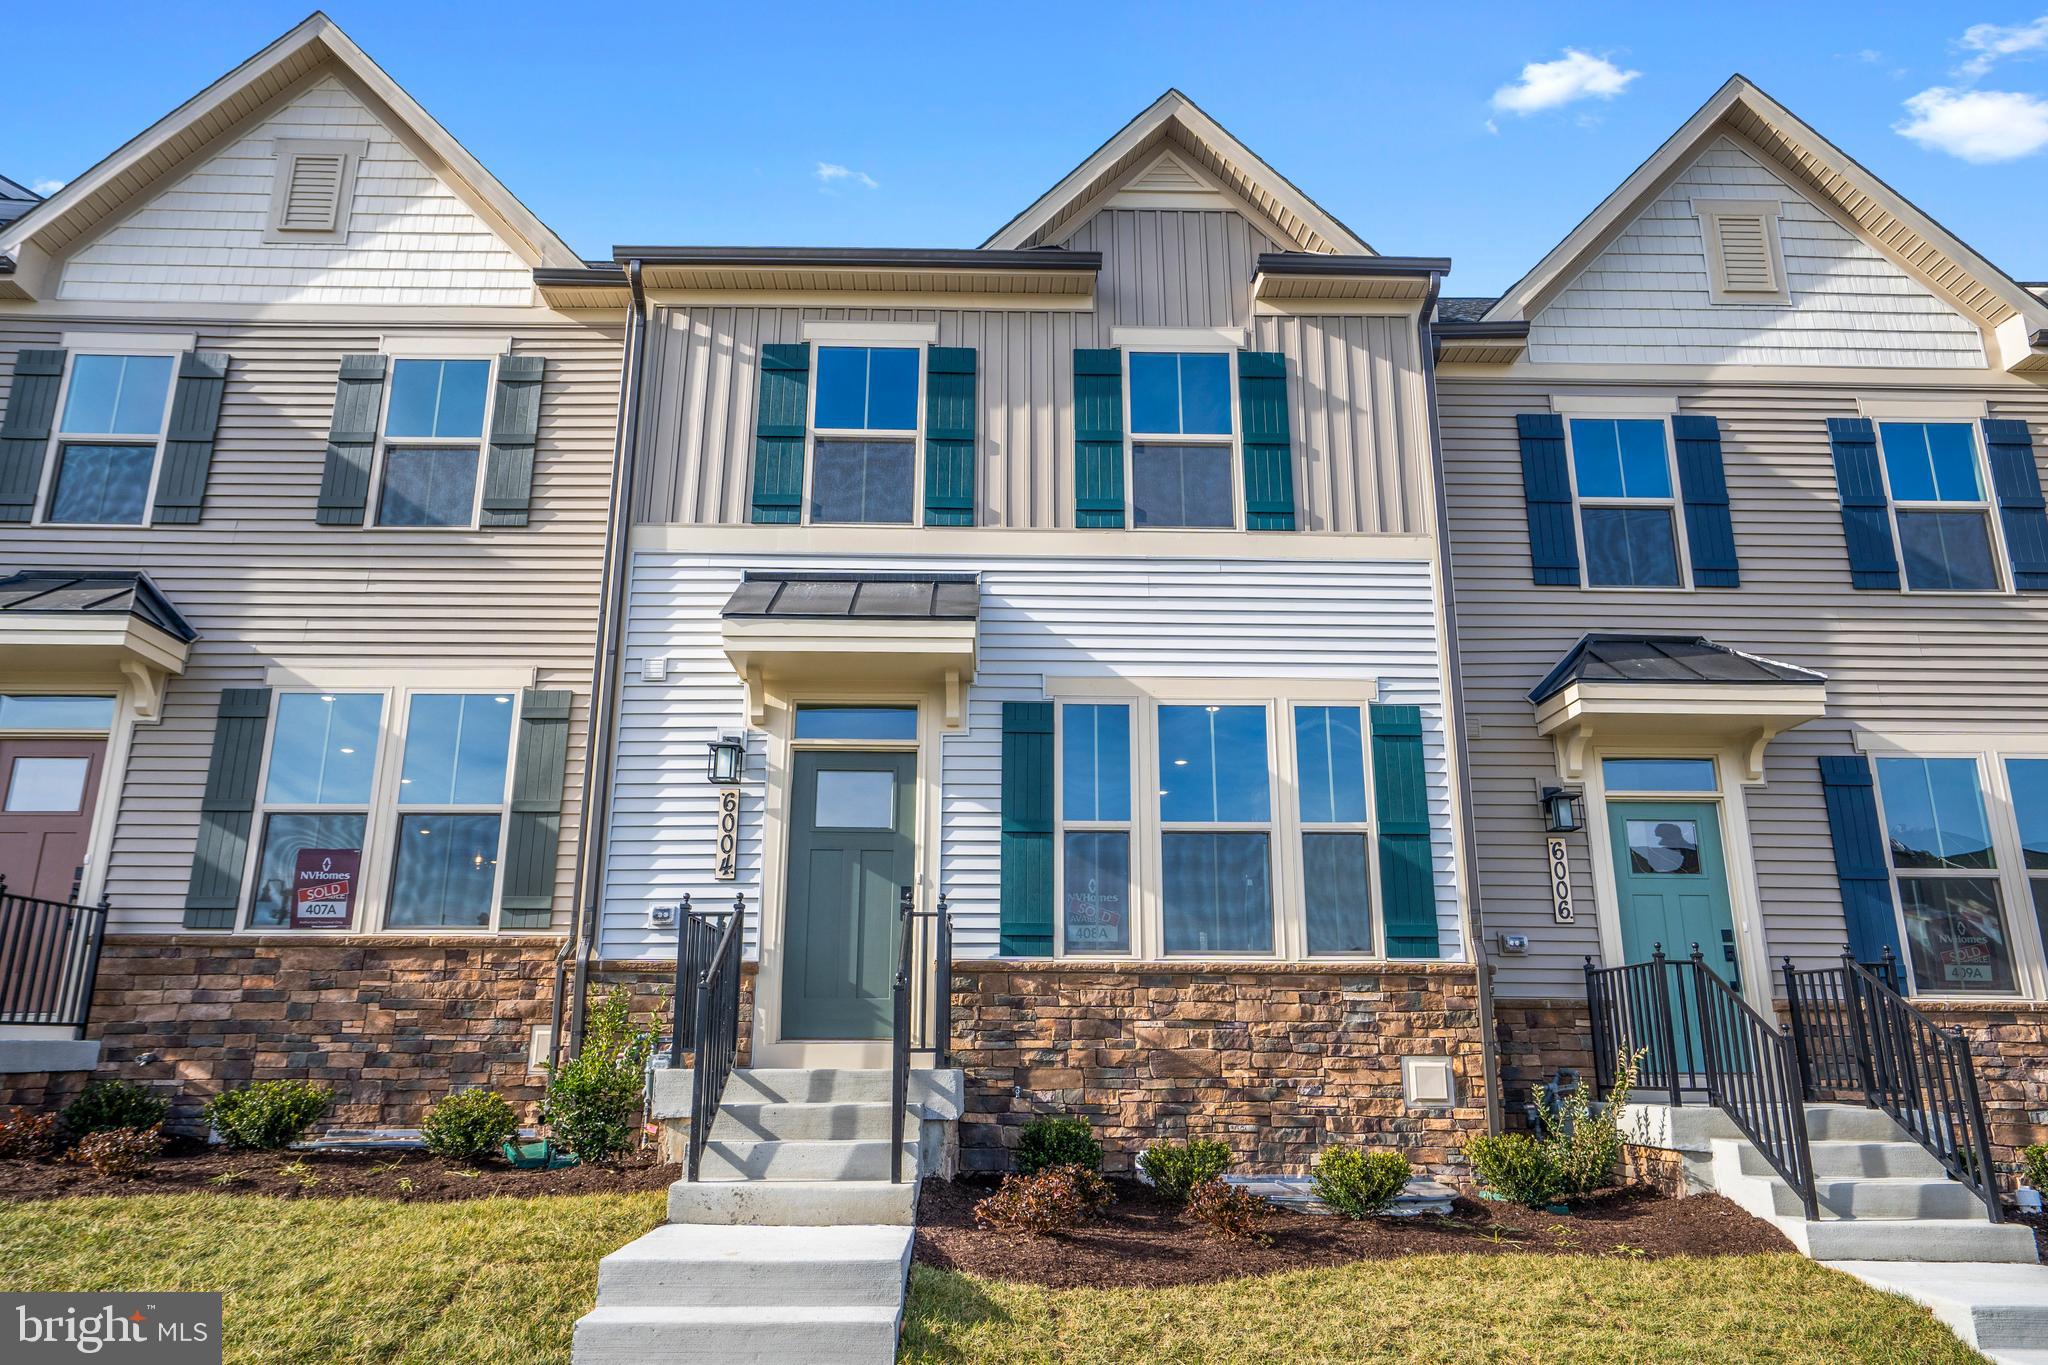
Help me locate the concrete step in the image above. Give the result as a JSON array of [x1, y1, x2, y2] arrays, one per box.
[[1782, 1216, 2040, 1263], [667, 1177, 920, 1226], [711, 1101, 896, 1143], [1834, 1261, 2048, 1354], [572, 1304, 901, 1365], [1763, 1175, 1992, 1221], [593, 1224, 911, 1309], [1740, 1139, 1944, 1181], [1803, 1104, 1917, 1142], [724, 1068, 894, 1105], [698, 1137, 920, 1182]]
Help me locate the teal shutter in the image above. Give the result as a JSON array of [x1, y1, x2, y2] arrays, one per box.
[[1073, 348, 1125, 528], [750, 343, 810, 524], [315, 354, 387, 526], [1672, 414, 1738, 587], [1981, 419, 2048, 590], [1238, 351, 1296, 530], [480, 353, 546, 528], [999, 701, 1054, 956], [924, 346, 976, 526], [1516, 413, 1579, 585], [0, 348, 66, 523], [1370, 703, 1439, 959], [151, 351, 230, 526], [1818, 755, 1904, 964], [500, 689, 572, 930], [1827, 417, 1899, 590], [183, 688, 273, 929]]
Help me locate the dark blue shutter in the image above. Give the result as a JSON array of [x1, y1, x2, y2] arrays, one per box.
[[0, 349, 67, 523], [183, 688, 272, 929], [1818, 755, 1904, 964], [1073, 349, 1125, 528], [1238, 352, 1296, 530], [999, 701, 1054, 956], [750, 343, 809, 524], [1371, 704, 1439, 959], [924, 346, 976, 527], [1516, 413, 1579, 585], [1672, 414, 1739, 587], [1981, 418, 2048, 591], [1827, 417, 1899, 590]]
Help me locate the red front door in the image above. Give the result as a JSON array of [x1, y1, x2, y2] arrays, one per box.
[[0, 738, 106, 902]]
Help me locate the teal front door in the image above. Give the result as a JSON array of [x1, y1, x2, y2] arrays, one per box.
[[1608, 800, 1739, 991], [781, 750, 916, 1040]]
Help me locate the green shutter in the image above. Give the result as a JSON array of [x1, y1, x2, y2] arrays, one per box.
[[481, 353, 546, 528], [750, 343, 810, 524], [999, 701, 1054, 956], [500, 688, 572, 929], [1370, 703, 1439, 959], [183, 688, 273, 929], [315, 354, 387, 526], [151, 351, 230, 525], [1238, 351, 1296, 530], [1073, 348, 1125, 528], [924, 345, 976, 526], [0, 348, 66, 523]]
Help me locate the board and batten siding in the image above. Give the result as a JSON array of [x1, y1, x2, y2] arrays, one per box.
[[1528, 136, 1986, 368], [1440, 374, 2048, 997], [629, 207, 1435, 536], [0, 317, 622, 933], [601, 551, 1461, 962]]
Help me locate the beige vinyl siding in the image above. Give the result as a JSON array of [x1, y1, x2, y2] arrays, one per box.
[[0, 316, 621, 933], [630, 208, 1434, 534], [1441, 374, 2048, 997]]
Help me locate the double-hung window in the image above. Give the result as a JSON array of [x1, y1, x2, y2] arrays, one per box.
[[374, 358, 492, 528], [810, 346, 919, 525], [40, 353, 177, 525], [388, 692, 515, 928], [2007, 759, 2048, 965], [1567, 417, 1684, 587], [1128, 351, 1235, 528], [1873, 756, 2018, 993], [1877, 422, 2002, 592], [248, 692, 384, 928], [1295, 706, 1374, 954], [1157, 704, 1274, 953], [1060, 703, 1132, 954]]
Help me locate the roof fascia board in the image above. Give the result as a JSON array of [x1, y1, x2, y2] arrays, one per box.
[[612, 247, 1102, 271]]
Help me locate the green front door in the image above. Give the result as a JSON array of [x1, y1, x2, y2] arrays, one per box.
[[781, 749, 916, 1040], [1608, 800, 1739, 990]]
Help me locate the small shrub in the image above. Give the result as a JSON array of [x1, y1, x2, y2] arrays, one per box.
[[1467, 1132, 1566, 1208], [1534, 1048, 1641, 1196], [1014, 1115, 1101, 1177], [542, 987, 654, 1163], [73, 1125, 164, 1179], [1184, 1178, 1272, 1242], [1139, 1138, 1231, 1203], [421, 1089, 518, 1163], [203, 1080, 331, 1151], [2021, 1142, 2048, 1190], [60, 1079, 168, 1140], [1310, 1147, 1412, 1218], [0, 1108, 60, 1159], [973, 1164, 1110, 1234]]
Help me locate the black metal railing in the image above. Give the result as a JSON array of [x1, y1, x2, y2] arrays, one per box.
[[1785, 950, 2001, 1222], [681, 895, 745, 1183], [1584, 945, 1697, 1106], [890, 886, 954, 1183], [0, 879, 110, 1036]]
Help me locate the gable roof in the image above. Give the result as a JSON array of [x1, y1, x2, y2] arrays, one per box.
[[982, 89, 1370, 255], [0, 11, 580, 299], [1483, 75, 2048, 369]]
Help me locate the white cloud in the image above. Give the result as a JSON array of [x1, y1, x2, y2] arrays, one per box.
[[1491, 49, 1641, 117], [29, 179, 65, 196], [814, 161, 878, 191], [1896, 86, 2048, 161], [1958, 16, 2048, 77]]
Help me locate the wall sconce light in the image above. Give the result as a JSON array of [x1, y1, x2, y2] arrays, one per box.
[[1540, 786, 1585, 834], [705, 734, 747, 785]]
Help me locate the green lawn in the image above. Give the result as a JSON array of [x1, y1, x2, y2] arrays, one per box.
[[0, 1195, 1980, 1364]]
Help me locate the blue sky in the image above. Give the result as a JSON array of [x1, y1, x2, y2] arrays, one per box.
[[9, 3, 2048, 293]]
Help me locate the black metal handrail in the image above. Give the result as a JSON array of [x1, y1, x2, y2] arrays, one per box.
[[1781, 954, 1903, 1097], [1584, 945, 1696, 1106], [1685, 946, 1819, 1221], [683, 895, 745, 1183], [0, 879, 110, 1037], [890, 886, 954, 1183]]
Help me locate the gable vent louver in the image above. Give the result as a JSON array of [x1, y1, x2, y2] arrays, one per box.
[[1131, 154, 1204, 192], [1714, 213, 1776, 292], [280, 152, 347, 232]]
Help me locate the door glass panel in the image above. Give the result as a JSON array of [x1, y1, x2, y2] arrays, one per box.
[[4, 757, 90, 812], [1062, 830, 1130, 953], [0, 696, 116, 730], [248, 812, 367, 926], [1899, 876, 2017, 992], [794, 706, 916, 741], [1161, 831, 1272, 953], [1602, 758, 1717, 792], [1626, 819, 1702, 875], [813, 769, 895, 828], [1303, 832, 1373, 954], [263, 694, 383, 805]]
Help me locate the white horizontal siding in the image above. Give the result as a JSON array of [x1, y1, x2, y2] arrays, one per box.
[[57, 76, 533, 307], [602, 552, 1461, 963], [1528, 136, 1985, 368]]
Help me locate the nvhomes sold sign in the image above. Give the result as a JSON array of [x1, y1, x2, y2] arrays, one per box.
[[289, 849, 360, 929]]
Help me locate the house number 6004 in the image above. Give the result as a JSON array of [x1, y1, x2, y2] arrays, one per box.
[[714, 788, 740, 880]]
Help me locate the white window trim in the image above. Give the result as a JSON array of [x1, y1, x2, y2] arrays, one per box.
[[801, 321, 938, 345], [1872, 419, 2010, 596], [1560, 414, 1695, 592], [263, 139, 367, 246], [1123, 344, 1244, 533], [1691, 198, 1791, 306], [802, 340, 925, 528], [32, 343, 185, 528], [366, 354, 499, 533]]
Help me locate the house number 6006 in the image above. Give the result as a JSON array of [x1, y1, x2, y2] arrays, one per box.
[[1546, 837, 1573, 923]]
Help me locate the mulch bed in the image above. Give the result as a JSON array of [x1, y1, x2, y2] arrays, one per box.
[[915, 1176, 1794, 1288], [2011, 1207, 2048, 1260], [0, 1141, 676, 1202]]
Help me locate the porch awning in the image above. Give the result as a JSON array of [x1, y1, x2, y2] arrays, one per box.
[[1529, 634, 1827, 783], [719, 572, 979, 727], [0, 570, 195, 719]]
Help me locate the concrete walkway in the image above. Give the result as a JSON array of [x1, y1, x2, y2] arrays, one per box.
[[1832, 1260, 2048, 1365]]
